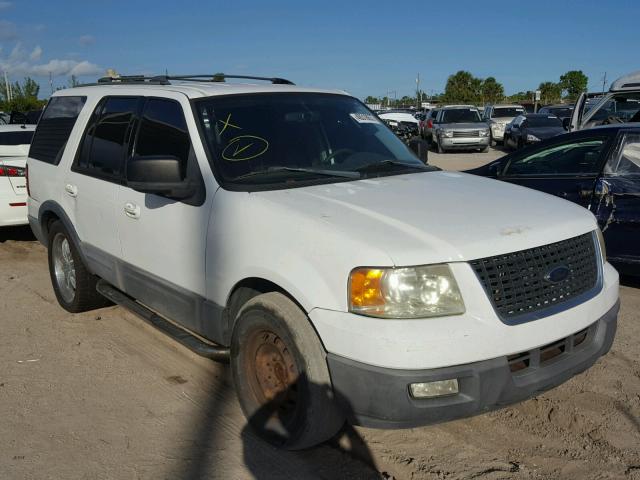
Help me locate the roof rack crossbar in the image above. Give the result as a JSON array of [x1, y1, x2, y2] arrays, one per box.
[[89, 73, 294, 86]]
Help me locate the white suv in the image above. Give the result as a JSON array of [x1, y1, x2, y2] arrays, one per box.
[[27, 74, 620, 450]]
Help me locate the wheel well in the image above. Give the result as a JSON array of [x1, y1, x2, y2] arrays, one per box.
[[40, 211, 60, 245]]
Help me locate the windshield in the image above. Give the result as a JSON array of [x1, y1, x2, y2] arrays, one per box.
[[195, 93, 432, 188], [525, 116, 563, 127], [441, 109, 482, 123], [493, 107, 524, 118], [547, 107, 573, 118]]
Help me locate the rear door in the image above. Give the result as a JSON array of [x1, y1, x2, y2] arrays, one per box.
[[592, 130, 640, 269], [498, 133, 613, 206]]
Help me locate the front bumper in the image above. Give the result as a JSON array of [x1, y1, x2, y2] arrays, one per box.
[[328, 301, 619, 429], [440, 137, 489, 149]]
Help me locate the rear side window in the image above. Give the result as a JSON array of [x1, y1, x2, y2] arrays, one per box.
[[134, 99, 190, 176], [75, 97, 139, 180], [29, 96, 86, 164], [0, 131, 34, 145], [605, 132, 640, 175]]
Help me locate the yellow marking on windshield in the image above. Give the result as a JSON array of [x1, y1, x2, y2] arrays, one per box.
[[218, 113, 242, 135], [233, 141, 253, 156], [222, 135, 269, 161]]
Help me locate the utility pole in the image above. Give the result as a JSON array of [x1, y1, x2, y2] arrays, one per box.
[[49, 72, 54, 96], [3, 71, 11, 103], [416, 73, 421, 108], [601, 72, 607, 95]]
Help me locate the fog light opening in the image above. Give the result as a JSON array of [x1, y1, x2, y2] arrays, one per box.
[[409, 379, 459, 399]]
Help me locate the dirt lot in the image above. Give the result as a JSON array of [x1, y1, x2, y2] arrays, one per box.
[[2, 149, 639, 479]]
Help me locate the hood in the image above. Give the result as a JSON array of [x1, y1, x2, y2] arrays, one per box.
[[524, 126, 566, 139], [439, 122, 487, 130], [254, 171, 597, 266], [379, 113, 419, 124]]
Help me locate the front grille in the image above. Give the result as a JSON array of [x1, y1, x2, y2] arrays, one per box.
[[400, 121, 419, 131], [470, 233, 599, 322], [452, 130, 479, 137], [507, 324, 595, 374]]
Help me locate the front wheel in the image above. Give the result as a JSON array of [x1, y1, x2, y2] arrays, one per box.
[[231, 292, 344, 450]]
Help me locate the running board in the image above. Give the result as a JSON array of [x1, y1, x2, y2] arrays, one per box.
[[96, 280, 230, 362]]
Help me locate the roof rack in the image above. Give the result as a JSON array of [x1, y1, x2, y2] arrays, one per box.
[[93, 73, 295, 86]]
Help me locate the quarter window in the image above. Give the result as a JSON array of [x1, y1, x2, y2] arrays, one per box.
[[605, 132, 640, 175], [29, 96, 86, 164]]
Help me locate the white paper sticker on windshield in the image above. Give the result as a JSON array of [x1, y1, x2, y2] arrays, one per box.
[[350, 113, 381, 124]]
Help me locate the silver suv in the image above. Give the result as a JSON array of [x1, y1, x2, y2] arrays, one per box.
[[433, 106, 490, 153], [482, 104, 526, 145]]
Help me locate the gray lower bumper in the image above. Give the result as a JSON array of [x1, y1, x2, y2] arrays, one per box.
[[440, 137, 489, 149], [327, 301, 619, 429]]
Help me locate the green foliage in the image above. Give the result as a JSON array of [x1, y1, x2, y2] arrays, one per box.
[[0, 77, 46, 112], [538, 81, 563, 104], [442, 71, 480, 104], [481, 77, 504, 105], [364, 96, 380, 104], [559, 70, 588, 100]]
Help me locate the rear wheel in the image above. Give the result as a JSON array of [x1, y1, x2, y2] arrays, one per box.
[[231, 292, 344, 450], [48, 221, 110, 313]]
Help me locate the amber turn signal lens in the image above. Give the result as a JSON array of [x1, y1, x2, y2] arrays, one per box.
[[349, 268, 385, 311]]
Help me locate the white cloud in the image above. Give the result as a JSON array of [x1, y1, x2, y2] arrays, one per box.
[[0, 19, 17, 40], [29, 45, 42, 61], [0, 43, 102, 77], [78, 35, 95, 46], [0, 2, 13, 10]]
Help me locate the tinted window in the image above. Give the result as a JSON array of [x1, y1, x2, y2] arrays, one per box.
[[135, 99, 190, 175], [506, 138, 606, 175], [441, 109, 482, 123], [605, 132, 640, 175], [524, 116, 563, 128], [77, 97, 138, 179], [493, 107, 525, 118], [0, 131, 34, 145], [29, 96, 86, 164]]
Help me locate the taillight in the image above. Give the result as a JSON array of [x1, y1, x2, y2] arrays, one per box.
[[0, 165, 26, 177], [427, 119, 433, 129], [26, 164, 30, 197]]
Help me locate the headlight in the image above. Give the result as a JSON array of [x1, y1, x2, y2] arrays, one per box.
[[349, 265, 465, 318], [596, 228, 607, 263], [492, 123, 504, 131], [388, 120, 399, 127], [479, 130, 490, 137], [526, 134, 540, 142], [440, 130, 453, 138]]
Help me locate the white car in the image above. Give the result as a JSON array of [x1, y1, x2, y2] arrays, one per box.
[[0, 125, 35, 226], [482, 104, 526, 145], [27, 75, 619, 450]]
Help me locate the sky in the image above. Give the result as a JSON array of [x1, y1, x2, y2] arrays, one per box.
[[0, 0, 638, 100]]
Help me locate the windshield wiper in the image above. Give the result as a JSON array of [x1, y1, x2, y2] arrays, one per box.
[[232, 166, 361, 181], [355, 160, 434, 174]]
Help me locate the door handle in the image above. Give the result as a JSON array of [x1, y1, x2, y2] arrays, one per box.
[[124, 202, 141, 219], [64, 184, 78, 197]]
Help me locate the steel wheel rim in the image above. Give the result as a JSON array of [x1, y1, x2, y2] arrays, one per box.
[[52, 233, 76, 303]]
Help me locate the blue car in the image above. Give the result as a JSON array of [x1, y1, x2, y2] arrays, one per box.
[[467, 124, 640, 277]]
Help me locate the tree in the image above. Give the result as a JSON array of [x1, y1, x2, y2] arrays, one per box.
[[442, 71, 482, 104], [560, 70, 588, 100], [538, 81, 562, 104], [364, 96, 380, 104], [481, 77, 504, 104], [0, 77, 45, 112]]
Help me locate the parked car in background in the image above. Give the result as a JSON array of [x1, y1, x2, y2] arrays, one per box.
[[0, 125, 35, 226], [571, 70, 640, 131], [503, 114, 565, 150], [466, 124, 640, 276], [377, 109, 420, 139], [432, 106, 489, 153], [538, 104, 574, 123], [421, 108, 440, 141], [483, 104, 526, 146]]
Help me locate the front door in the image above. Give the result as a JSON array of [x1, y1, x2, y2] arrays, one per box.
[[498, 134, 612, 206], [592, 130, 640, 273]]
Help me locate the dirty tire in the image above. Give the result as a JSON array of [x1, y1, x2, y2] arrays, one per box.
[[481, 146, 489, 153], [47, 221, 111, 313], [231, 292, 344, 450]]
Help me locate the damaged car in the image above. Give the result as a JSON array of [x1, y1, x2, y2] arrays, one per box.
[[467, 125, 640, 276]]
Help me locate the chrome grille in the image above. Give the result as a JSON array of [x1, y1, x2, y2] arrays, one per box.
[[469, 233, 599, 322], [452, 130, 479, 137]]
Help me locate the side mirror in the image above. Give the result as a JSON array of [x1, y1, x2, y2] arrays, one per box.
[[408, 138, 429, 164], [562, 117, 570, 130], [488, 161, 503, 177], [126, 155, 195, 199]]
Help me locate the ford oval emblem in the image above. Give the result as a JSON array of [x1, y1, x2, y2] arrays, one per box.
[[544, 265, 570, 283]]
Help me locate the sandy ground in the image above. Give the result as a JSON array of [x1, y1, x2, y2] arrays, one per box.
[[2, 148, 639, 479]]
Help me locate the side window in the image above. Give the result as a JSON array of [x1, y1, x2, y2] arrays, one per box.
[[76, 97, 139, 180], [134, 99, 191, 177], [0, 131, 34, 145], [504, 138, 607, 176], [29, 96, 86, 164], [605, 132, 640, 175]]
